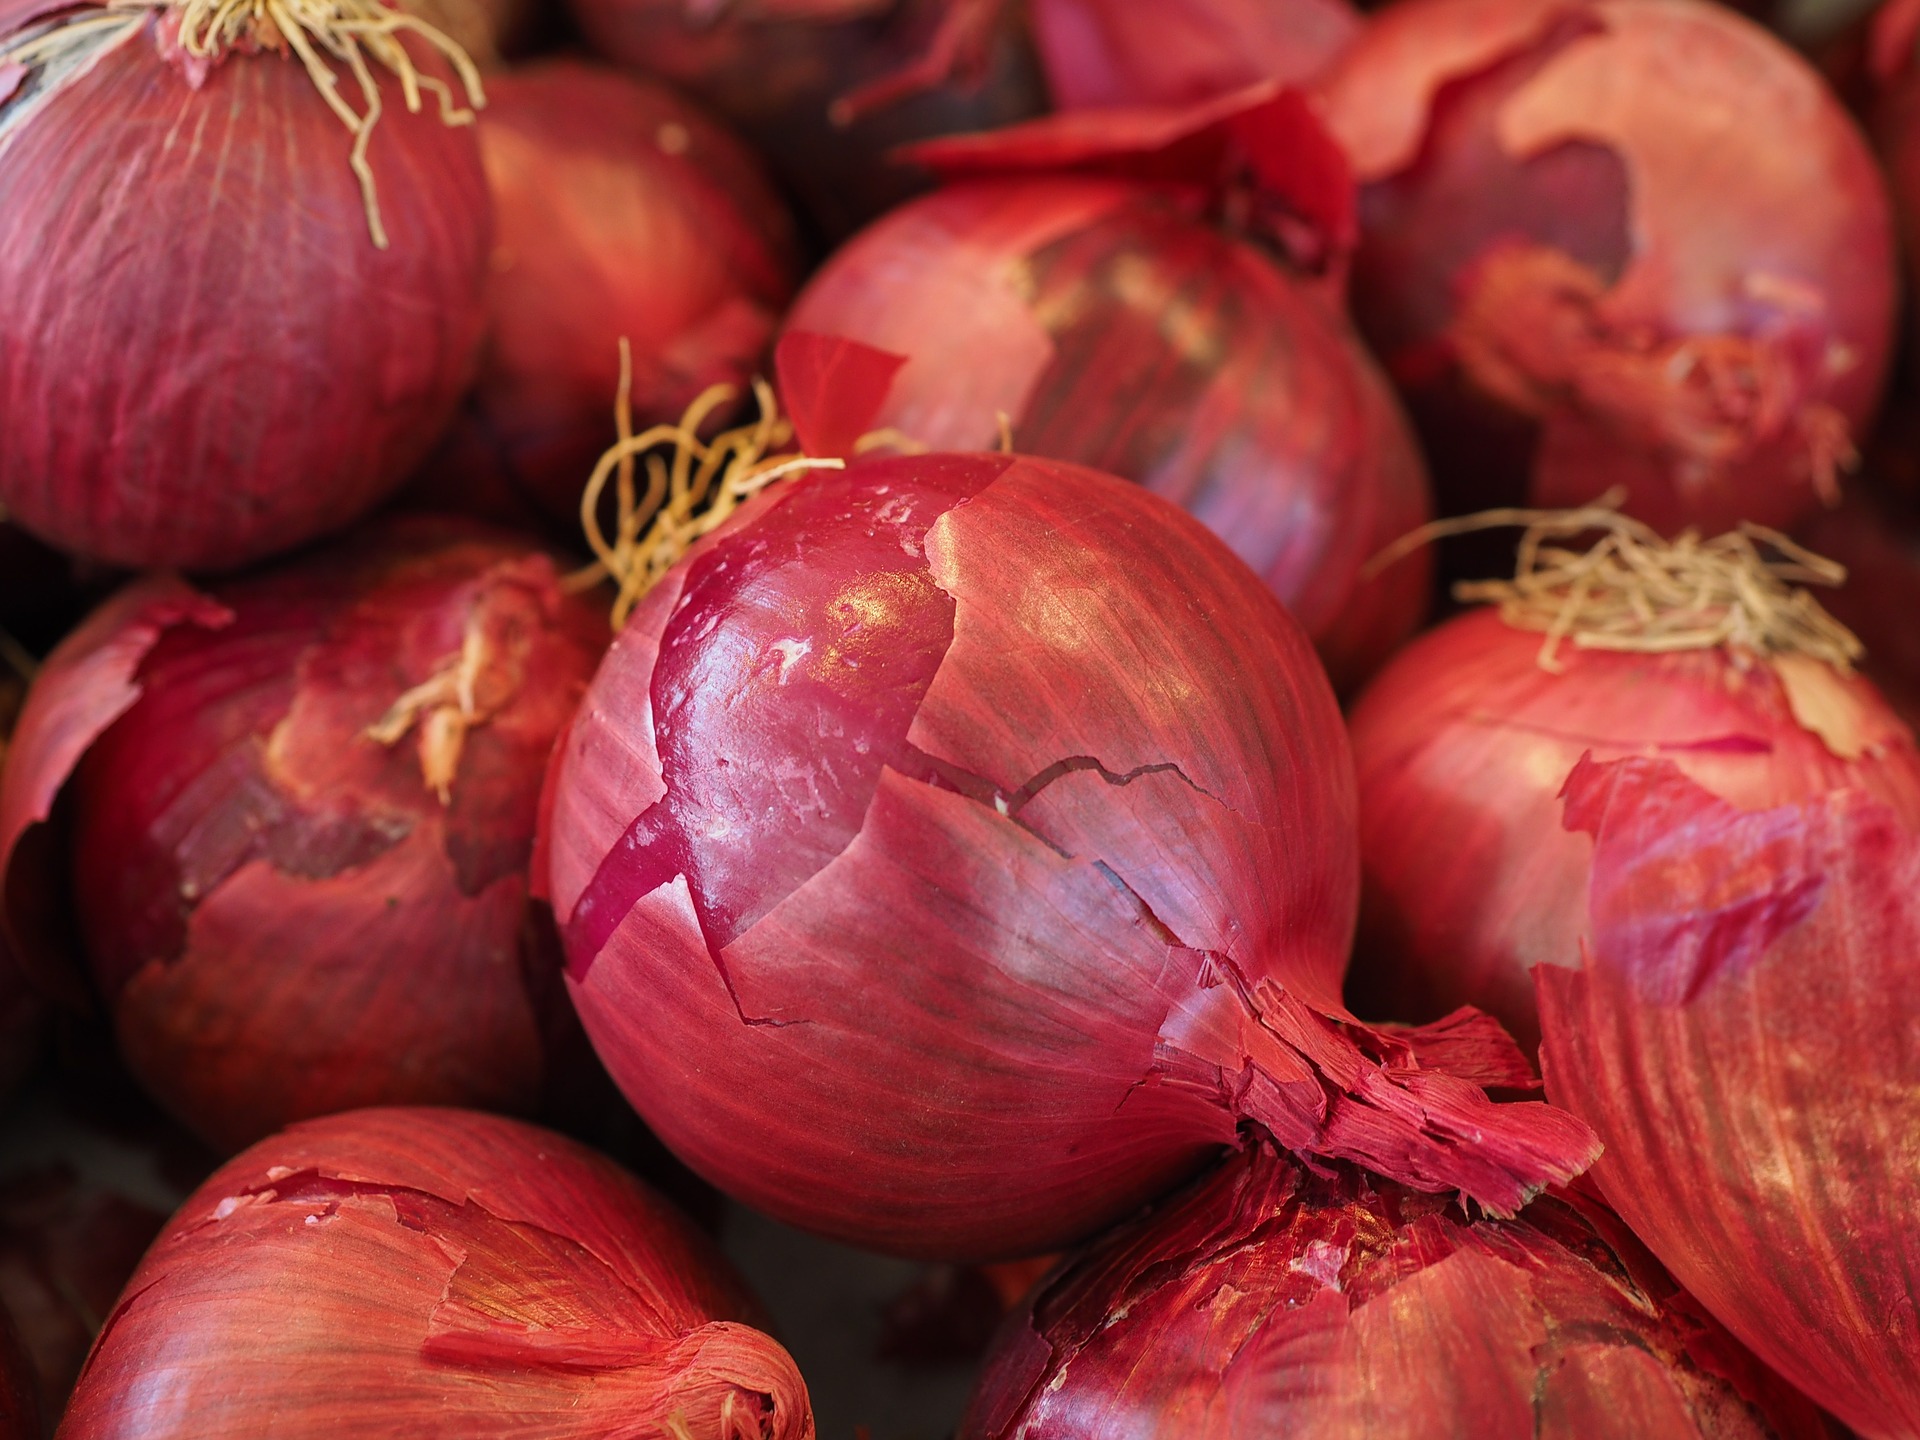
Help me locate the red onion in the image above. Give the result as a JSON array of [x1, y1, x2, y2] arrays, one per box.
[[407, 0, 536, 65], [0, 518, 608, 1152], [963, 1142, 1836, 1438], [1349, 509, 1920, 1055], [60, 1107, 814, 1438], [1316, 0, 1896, 535], [1538, 755, 1920, 1440], [0, 0, 491, 570], [562, 0, 1045, 239], [784, 91, 1434, 689], [539, 335, 1594, 1261], [416, 60, 799, 534]]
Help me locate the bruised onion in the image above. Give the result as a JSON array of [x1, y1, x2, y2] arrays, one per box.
[[60, 1107, 814, 1438], [0, 0, 491, 570], [416, 60, 799, 534], [784, 91, 1434, 689], [0, 518, 607, 1152], [1349, 509, 1920, 1055], [540, 335, 1594, 1261], [963, 1142, 1836, 1438], [563, 0, 1045, 240], [1316, 0, 1896, 535], [1538, 755, 1920, 1440]]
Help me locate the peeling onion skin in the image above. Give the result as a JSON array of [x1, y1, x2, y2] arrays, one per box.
[[784, 180, 1434, 691], [0, 12, 490, 571], [962, 1143, 1839, 1440], [1348, 608, 1920, 1055], [1316, 0, 1896, 535], [1538, 757, 1920, 1440], [0, 518, 607, 1153], [542, 453, 1597, 1261], [59, 1108, 816, 1440], [415, 61, 800, 533]]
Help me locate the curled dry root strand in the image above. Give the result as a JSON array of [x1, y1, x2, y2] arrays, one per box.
[[365, 608, 511, 802], [1452, 242, 1858, 503], [1370, 489, 1862, 675]]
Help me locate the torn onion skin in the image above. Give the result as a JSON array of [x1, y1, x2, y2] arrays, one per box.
[[1316, 0, 1896, 535], [0, 518, 608, 1153], [413, 60, 800, 534], [962, 1142, 1839, 1440], [0, 5, 490, 571], [541, 451, 1595, 1261], [59, 1108, 815, 1440], [1348, 608, 1920, 1055], [561, 0, 1046, 241], [1538, 756, 1920, 1440]]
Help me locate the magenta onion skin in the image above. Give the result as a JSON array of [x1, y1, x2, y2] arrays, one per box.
[[59, 1108, 814, 1439], [1348, 608, 1920, 1054], [964, 1143, 1837, 1439], [784, 178, 1433, 690], [1539, 756, 1920, 1440], [1316, 0, 1895, 536], [0, 12, 490, 570], [418, 61, 799, 532], [542, 450, 1595, 1260], [0, 518, 607, 1153]]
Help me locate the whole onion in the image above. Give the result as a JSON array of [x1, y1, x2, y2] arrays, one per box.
[[60, 1108, 814, 1438], [1349, 509, 1920, 1055], [1316, 0, 1896, 535], [541, 343, 1594, 1260], [0, 518, 608, 1152], [784, 92, 1434, 689], [963, 1143, 1837, 1438], [1538, 755, 1920, 1440], [416, 60, 799, 534], [562, 0, 1045, 240], [0, 0, 491, 570]]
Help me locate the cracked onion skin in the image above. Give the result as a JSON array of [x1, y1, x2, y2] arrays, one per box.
[[1538, 757, 1920, 1440], [0, 517, 607, 1154], [1348, 608, 1920, 1055], [59, 1108, 815, 1440], [0, 7, 490, 570], [1316, 0, 1895, 535], [541, 450, 1596, 1261], [962, 1142, 1838, 1440]]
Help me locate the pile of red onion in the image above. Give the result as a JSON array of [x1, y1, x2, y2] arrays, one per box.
[[785, 92, 1433, 688], [59, 1108, 814, 1438], [0, 518, 607, 1151], [1317, 0, 1896, 535], [0, 0, 492, 569]]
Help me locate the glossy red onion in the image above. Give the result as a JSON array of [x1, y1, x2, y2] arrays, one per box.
[[0, 519, 607, 1152], [963, 1142, 1836, 1439], [540, 342, 1594, 1260], [1349, 551, 1920, 1055], [415, 61, 798, 535], [1538, 756, 1920, 1440], [562, 0, 1045, 239], [60, 1107, 814, 1439], [1316, 0, 1895, 535], [0, 1, 490, 570], [784, 93, 1433, 689]]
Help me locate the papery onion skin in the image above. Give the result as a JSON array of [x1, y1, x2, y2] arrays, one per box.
[[784, 178, 1433, 690], [963, 1143, 1837, 1439], [1316, 0, 1895, 535], [0, 518, 607, 1153], [1538, 756, 1920, 1440], [0, 9, 490, 570], [59, 1107, 815, 1440], [542, 450, 1595, 1261], [562, 0, 1045, 240], [1348, 608, 1920, 1054], [415, 61, 799, 534]]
